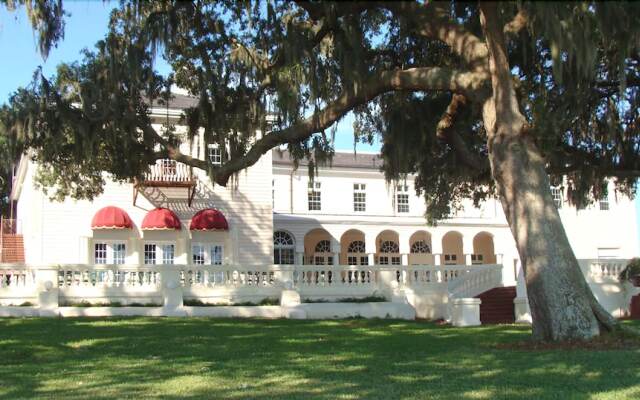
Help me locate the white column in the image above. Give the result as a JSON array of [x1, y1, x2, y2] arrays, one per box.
[[465, 254, 473, 266], [401, 254, 409, 266], [331, 238, 340, 265], [431, 230, 443, 266], [462, 233, 475, 265], [365, 231, 377, 265], [398, 231, 411, 266]]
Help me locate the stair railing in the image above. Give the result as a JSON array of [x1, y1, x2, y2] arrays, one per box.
[[445, 264, 503, 324]]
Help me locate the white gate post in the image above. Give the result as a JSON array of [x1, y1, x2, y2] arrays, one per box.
[[160, 266, 186, 316], [37, 267, 59, 317]]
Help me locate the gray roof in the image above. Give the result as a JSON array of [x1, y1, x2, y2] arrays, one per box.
[[149, 93, 199, 110], [272, 149, 382, 170]]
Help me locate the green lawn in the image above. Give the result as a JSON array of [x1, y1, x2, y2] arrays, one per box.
[[0, 318, 638, 399]]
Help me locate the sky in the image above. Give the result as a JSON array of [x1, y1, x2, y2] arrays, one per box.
[[1, 2, 639, 236]]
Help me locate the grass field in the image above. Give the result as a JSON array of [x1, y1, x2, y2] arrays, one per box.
[[0, 318, 638, 399]]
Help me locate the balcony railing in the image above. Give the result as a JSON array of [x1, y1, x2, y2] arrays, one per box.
[[144, 159, 194, 185]]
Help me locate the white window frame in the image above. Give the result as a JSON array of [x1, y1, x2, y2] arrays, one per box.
[[550, 187, 563, 209], [353, 183, 366, 212], [191, 242, 225, 265], [274, 231, 296, 265], [308, 181, 322, 211], [599, 196, 610, 211], [208, 143, 222, 165], [396, 184, 410, 213], [93, 241, 127, 265], [143, 241, 177, 265]]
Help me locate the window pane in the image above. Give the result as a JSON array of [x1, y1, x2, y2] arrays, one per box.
[[144, 244, 157, 265], [211, 245, 223, 265], [192, 245, 205, 265], [353, 183, 366, 212], [112, 243, 126, 265], [397, 194, 409, 213], [550, 187, 562, 208], [95, 243, 107, 264], [308, 182, 321, 210], [208, 144, 222, 165], [162, 244, 175, 265]]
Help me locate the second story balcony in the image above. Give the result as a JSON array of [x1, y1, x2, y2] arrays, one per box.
[[134, 159, 197, 206], [144, 159, 195, 186]]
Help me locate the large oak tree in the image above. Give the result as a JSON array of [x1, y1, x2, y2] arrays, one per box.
[[1, 0, 639, 341]]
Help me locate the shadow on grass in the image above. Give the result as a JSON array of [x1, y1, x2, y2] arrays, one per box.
[[0, 318, 638, 399]]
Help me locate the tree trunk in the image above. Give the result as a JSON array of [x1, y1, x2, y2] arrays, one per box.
[[478, 3, 618, 341]]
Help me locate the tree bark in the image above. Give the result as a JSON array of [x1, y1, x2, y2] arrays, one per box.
[[479, 2, 617, 341]]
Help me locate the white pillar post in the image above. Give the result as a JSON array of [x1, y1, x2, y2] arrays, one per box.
[[398, 231, 411, 266], [465, 254, 473, 266], [331, 238, 340, 265], [37, 267, 59, 317], [160, 266, 186, 316], [431, 231, 443, 266], [462, 233, 475, 266]]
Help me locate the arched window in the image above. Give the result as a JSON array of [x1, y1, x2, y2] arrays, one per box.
[[410, 240, 431, 254], [380, 241, 399, 253], [274, 231, 295, 264], [347, 240, 366, 253], [314, 240, 331, 253]]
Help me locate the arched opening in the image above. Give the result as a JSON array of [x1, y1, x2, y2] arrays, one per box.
[[273, 230, 295, 264], [304, 228, 334, 265], [376, 230, 400, 265], [409, 231, 433, 265], [442, 231, 463, 265], [473, 232, 496, 264], [340, 229, 368, 265]]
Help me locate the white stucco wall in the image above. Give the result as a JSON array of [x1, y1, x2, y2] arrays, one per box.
[[14, 148, 273, 266], [272, 152, 639, 287]]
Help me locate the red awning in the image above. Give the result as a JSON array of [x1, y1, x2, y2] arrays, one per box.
[[190, 209, 229, 231], [91, 206, 133, 230], [141, 208, 182, 230]]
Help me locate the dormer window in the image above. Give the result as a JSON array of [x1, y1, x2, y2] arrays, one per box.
[[208, 143, 222, 165]]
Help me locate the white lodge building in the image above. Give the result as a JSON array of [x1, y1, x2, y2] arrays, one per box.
[[2, 94, 639, 322]]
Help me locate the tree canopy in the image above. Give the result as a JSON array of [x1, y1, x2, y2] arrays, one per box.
[[1, 1, 638, 219]]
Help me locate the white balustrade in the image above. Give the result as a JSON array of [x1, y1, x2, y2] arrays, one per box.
[[57, 265, 160, 289], [0, 267, 35, 289], [447, 264, 502, 299], [0, 263, 506, 317], [145, 159, 193, 182], [588, 260, 626, 279], [180, 265, 276, 288], [291, 265, 379, 288]]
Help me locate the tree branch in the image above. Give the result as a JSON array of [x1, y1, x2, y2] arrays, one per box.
[[382, 1, 489, 72], [212, 67, 489, 185], [436, 94, 490, 171], [504, 9, 528, 37]]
